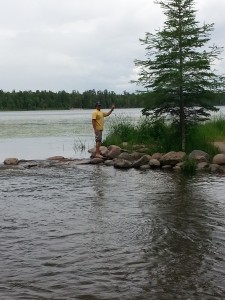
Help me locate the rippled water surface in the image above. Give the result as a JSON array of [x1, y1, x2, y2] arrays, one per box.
[[1, 108, 225, 299], [1, 165, 225, 299]]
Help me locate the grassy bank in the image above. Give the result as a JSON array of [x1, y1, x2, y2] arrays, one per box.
[[103, 115, 225, 159]]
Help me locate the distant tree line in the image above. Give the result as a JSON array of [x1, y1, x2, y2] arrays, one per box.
[[0, 89, 224, 111], [0, 89, 145, 111]]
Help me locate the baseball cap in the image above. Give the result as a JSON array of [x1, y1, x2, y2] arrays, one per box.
[[95, 102, 101, 107]]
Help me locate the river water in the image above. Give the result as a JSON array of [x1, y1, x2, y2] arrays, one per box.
[[0, 109, 225, 299]]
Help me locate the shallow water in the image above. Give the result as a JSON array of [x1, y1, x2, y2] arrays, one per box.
[[1, 108, 225, 299], [0, 165, 225, 299]]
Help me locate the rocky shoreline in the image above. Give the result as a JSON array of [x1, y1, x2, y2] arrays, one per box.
[[1, 144, 225, 173]]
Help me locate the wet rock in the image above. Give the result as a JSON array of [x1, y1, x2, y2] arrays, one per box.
[[90, 157, 104, 164], [104, 160, 115, 166], [107, 145, 121, 159], [162, 165, 173, 170], [173, 165, 182, 171], [114, 159, 132, 169], [213, 141, 225, 153], [132, 155, 151, 168], [100, 146, 109, 157], [130, 152, 145, 160], [118, 152, 133, 161], [4, 158, 19, 165], [160, 151, 186, 166], [140, 164, 150, 170], [189, 150, 209, 162], [209, 164, 221, 173], [47, 156, 65, 161], [88, 146, 108, 157], [149, 158, 160, 168], [212, 153, 225, 165], [197, 162, 209, 171], [151, 152, 163, 160]]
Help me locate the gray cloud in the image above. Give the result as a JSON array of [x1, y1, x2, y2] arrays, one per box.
[[0, 0, 224, 93]]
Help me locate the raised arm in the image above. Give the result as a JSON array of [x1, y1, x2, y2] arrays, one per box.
[[105, 104, 115, 116]]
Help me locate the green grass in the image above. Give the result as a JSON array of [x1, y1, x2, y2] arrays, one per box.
[[103, 115, 225, 159]]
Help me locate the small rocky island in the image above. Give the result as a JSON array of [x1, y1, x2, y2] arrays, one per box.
[[1, 144, 225, 174]]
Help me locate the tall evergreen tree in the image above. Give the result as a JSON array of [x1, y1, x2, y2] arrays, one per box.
[[134, 0, 225, 150]]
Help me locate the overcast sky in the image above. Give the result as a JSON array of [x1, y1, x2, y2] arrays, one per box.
[[0, 0, 224, 93]]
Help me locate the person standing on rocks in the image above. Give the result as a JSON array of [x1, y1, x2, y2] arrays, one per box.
[[92, 102, 115, 158]]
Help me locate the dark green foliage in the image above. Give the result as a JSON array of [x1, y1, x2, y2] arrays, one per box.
[[0, 89, 144, 111], [104, 115, 224, 158], [182, 158, 197, 175], [133, 0, 225, 150], [104, 115, 182, 153]]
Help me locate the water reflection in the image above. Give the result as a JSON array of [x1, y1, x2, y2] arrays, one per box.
[[137, 173, 224, 298], [0, 166, 225, 299]]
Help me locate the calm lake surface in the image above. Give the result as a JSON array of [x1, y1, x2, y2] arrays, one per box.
[[0, 108, 225, 299], [0, 109, 141, 162]]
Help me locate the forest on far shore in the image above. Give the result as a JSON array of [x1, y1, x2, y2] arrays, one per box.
[[0, 89, 225, 111]]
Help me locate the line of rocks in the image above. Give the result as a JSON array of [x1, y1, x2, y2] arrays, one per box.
[[89, 145, 225, 173], [2, 145, 225, 173]]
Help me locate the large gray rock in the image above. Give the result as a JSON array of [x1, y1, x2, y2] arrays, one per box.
[[104, 160, 115, 166], [4, 158, 19, 165], [151, 152, 162, 160], [189, 150, 209, 162], [114, 159, 132, 169], [100, 146, 109, 157], [118, 152, 133, 161], [149, 158, 160, 168], [212, 153, 225, 165], [89, 157, 104, 164], [209, 164, 221, 173], [88, 146, 108, 157], [160, 151, 186, 166], [213, 141, 225, 153], [132, 155, 151, 168], [197, 162, 209, 171], [130, 152, 145, 160], [107, 146, 121, 159]]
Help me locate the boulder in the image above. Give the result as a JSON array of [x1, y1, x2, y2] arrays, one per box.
[[160, 151, 186, 166], [132, 155, 151, 168], [149, 158, 160, 168], [151, 152, 162, 160], [107, 145, 121, 159], [140, 164, 151, 170], [100, 146, 109, 157], [130, 152, 145, 160], [4, 158, 19, 165], [89, 157, 104, 164], [47, 156, 65, 161], [209, 164, 221, 173], [118, 152, 133, 161], [173, 165, 182, 171], [213, 141, 225, 153], [189, 150, 209, 162], [114, 159, 132, 169], [88, 146, 108, 157], [197, 162, 209, 171], [104, 160, 115, 166], [212, 153, 225, 165]]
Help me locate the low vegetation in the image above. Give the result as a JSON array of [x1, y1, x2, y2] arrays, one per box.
[[103, 115, 225, 160]]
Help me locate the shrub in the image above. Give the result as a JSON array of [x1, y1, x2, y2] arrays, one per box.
[[182, 158, 197, 175]]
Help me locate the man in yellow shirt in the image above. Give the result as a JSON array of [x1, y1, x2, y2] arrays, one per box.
[[92, 102, 115, 158]]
